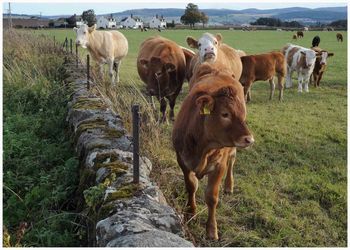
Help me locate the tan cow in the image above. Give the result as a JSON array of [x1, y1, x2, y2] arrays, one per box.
[[240, 52, 286, 102], [172, 65, 254, 240], [74, 24, 128, 85], [137, 36, 195, 122], [186, 33, 243, 87]]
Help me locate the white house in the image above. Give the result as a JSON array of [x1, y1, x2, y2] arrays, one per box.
[[149, 15, 166, 29], [120, 14, 143, 29], [75, 18, 85, 28], [96, 16, 117, 29]]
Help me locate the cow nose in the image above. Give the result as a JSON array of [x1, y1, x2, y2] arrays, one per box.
[[243, 135, 255, 146], [204, 47, 214, 52]]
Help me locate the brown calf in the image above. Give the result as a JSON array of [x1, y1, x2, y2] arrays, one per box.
[[297, 31, 304, 38], [240, 52, 286, 102], [137, 36, 194, 122], [172, 66, 254, 240], [310, 47, 334, 87], [336, 33, 343, 42]]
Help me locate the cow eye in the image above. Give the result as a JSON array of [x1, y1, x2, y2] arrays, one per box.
[[83, 31, 86, 34], [214, 41, 218, 45], [198, 43, 201, 47], [221, 112, 229, 118]]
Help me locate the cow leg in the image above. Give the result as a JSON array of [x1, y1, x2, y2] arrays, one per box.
[[159, 98, 167, 123], [244, 82, 252, 102], [269, 78, 275, 100], [167, 94, 178, 121], [317, 72, 324, 87], [277, 75, 284, 101], [247, 88, 252, 102], [304, 74, 310, 92], [113, 60, 121, 83], [224, 150, 236, 194], [107, 59, 115, 86], [297, 73, 303, 92], [285, 68, 292, 88], [205, 163, 225, 240], [177, 153, 198, 218]]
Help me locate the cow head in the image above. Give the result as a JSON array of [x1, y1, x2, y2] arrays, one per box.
[[186, 33, 222, 63], [139, 56, 176, 97], [300, 49, 317, 68], [317, 50, 334, 65], [73, 24, 96, 49], [194, 73, 254, 148]]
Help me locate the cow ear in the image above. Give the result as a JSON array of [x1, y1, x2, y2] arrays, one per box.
[[73, 27, 78, 33], [165, 63, 176, 72], [196, 95, 214, 115], [88, 24, 96, 33], [186, 36, 198, 49], [139, 59, 149, 69], [215, 33, 223, 43], [328, 53, 334, 57]]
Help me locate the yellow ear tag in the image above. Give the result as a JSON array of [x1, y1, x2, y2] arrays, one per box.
[[203, 104, 211, 115]]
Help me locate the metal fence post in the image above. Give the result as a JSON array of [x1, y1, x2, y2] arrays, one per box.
[[76, 43, 78, 68], [132, 104, 140, 184], [70, 39, 73, 54], [53, 36, 55, 47], [65, 37, 68, 52], [87, 54, 90, 90]]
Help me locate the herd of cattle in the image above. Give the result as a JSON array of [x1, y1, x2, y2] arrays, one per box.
[[74, 24, 339, 240]]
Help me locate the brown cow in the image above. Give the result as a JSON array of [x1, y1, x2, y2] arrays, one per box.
[[137, 36, 194, 122], [310, 47, 334, 87], [186, 33, 243, 86], [240, 51, 286, 102], [297, 31, 304, 38], [336, 33, 343, 42], [172, 66, 254, 240]]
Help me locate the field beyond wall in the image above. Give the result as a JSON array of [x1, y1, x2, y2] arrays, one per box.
[[34, 28, 347, 247]]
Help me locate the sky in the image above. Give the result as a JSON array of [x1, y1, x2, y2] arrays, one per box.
[[2, 1, 347, 16]]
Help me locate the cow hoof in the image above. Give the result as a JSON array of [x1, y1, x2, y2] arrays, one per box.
[[206, 229, 219, 240], [224, 188, 233, 194]]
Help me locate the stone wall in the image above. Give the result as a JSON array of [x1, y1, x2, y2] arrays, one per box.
[[64, 59, 193, 247]]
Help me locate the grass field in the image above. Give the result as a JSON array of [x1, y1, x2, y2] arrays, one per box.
[[35, 28, 347, 247]]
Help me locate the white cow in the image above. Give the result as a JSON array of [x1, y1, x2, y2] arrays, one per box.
[[281, 44, 320, 92], [74, 24, 128, 85]]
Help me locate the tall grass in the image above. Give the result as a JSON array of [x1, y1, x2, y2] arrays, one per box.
[[3, 30, 84, 247]]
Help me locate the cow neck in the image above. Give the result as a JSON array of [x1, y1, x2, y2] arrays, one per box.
[[182, 113, 221, 171], [86, 32, 99, 58]]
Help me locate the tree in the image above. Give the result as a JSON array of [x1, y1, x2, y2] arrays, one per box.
[[82, 9, 96, 27], [180, 3, 202, 28], [329, 19, 347, 29], [200, 12, 209, 28], [67, 14, 77, 28]]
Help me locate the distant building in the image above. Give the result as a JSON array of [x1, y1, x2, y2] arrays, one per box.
[[75, 17, 85, 28], [54, 18, 68, 28], [120, 14, 143, 29], [96, 16, 117, 29], [149, 14, 166, 29]]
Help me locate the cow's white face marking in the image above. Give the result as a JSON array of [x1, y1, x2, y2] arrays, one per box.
[[319, 51, 329, 65], [198, 33, 219, 63], [74, 24, 90, 49], [303, 50, 316, 68]]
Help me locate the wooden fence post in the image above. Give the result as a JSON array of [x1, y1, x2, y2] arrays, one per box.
[[132, 104, 140, 184]]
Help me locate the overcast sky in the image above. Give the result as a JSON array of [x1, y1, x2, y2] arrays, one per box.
[[2, 1, 347, 16]]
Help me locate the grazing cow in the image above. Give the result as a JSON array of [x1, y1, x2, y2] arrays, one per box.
[[137, 36, 195, 122], [292, 34, 298, 40], [186, 33, 243, 87], [336, 33, 343, 42], [240, 51, 286, 102], [282, 44, 321, 92], [172, 66, 254, 240], [312, 35, 320, 47], [310, 46, 334, 87], [74, 24, 128, 85], [297, 31, 304, 38]]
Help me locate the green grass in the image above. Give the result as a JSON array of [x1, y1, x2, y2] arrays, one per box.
[[35, 28, 346, 247], [3, 30, 83, 247]]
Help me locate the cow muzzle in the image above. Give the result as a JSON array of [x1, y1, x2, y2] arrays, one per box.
[[204, 52, 216, 60], [234, 135, 255, 148]]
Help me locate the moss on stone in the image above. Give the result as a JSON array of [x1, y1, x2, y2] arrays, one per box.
[[94, 152, 119, 166], [105, 183, 139, 202], [72, 97, 107, 110], [98, 203, 116, 220], [96, 160, 129, 177]]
